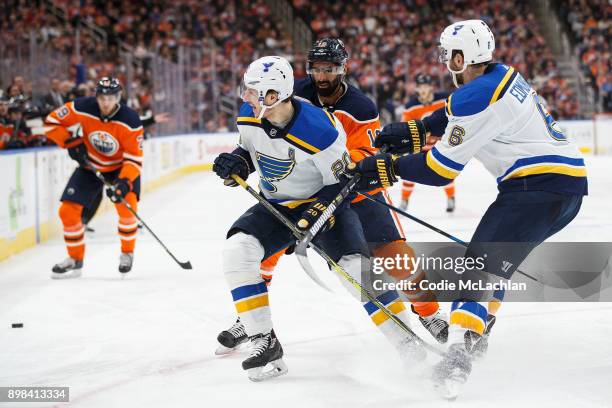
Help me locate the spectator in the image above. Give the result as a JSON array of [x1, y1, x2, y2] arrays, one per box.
[[40, 79, 66, 112]]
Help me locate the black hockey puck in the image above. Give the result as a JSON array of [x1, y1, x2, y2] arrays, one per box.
[[11, 323, 23, 328]]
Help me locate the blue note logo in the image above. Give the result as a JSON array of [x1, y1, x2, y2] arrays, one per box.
[[452, 24, 464, 36], [262, 62, 274, 72], [256, 149, 295, 192]]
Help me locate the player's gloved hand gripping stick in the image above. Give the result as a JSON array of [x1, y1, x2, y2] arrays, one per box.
[[294, 173, 362, 261], [230, 173, 443, 356], [87, 163, 192, 270]]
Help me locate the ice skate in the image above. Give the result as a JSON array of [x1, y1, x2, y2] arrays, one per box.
[[51, 257, 83, 279], [472, 314, 496, 359], [119, 252, 133, 274], [395, 334, 427, 366], [432, 331, 479, 400], [446, 197, 456, 213], [242, 330, 287, 382], [215, 318, 249, 355], [417, 308, 449, 344]]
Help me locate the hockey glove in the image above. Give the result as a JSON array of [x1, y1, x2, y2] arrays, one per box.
[[213, 152, 251, 187], [374, 120, 426, 154], [297, 199, 336, 233], [66, 138, 88, 168], [347, 153, 399, 192], [106, 178, 132, 203]]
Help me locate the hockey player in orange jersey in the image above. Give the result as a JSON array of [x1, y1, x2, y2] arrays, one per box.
[[44, 77, 144, 278], [400, 74, 456, 212], [216, 39, 448, 355]]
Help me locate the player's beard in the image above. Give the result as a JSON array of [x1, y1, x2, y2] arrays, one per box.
[[455, 72, 465, 86], [314, 76, 342, 97]]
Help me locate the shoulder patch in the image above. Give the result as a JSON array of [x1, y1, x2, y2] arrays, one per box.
[[448, 125, 465, 146]]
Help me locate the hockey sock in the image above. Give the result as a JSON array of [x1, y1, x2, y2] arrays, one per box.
[[444, 181, 455, 198], [59, 201, 85, 260], [116, 192, 138, 253], [401, 181, 415, 200]]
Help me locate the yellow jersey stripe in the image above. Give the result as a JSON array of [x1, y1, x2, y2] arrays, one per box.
[[285, 133, 321, 154], [324, 110, 336, 127], [503, 164, 587, 181], [234, 294, 269, 313], [280, 198, 318, 209], [426, 151, 460, 179], [489, 67, 515, 105], [446, 95, 453, 116], [237, 117, 262, 123]]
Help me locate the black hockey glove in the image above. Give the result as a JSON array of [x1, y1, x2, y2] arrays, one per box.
[[106, 178, 132, 203], [346, 153, 399, 192], [213, 152, 252, 187], [374, 120, 427, 154], [297, 199, 336, 233], [66, 138, 88, 168]]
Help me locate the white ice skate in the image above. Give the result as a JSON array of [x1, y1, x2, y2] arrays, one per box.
[[51, 257, 83, 279]]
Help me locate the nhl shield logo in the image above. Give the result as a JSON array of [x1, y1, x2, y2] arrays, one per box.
[[89, 131, 119, 156]]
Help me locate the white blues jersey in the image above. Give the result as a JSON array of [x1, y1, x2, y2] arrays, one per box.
[[236, 99, 350, 205], [398, 63, 587, 195]]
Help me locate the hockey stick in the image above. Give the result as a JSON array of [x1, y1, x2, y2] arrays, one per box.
[[231, 175, 443, 356], [230, 175, 332, 291], [90, 167, 192, 270], [294, 174, 361, 264], [358, 192, 539, 282]]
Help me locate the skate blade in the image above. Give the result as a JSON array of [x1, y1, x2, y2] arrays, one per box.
[[397, 340, 427, 368], [432, 375, 467, 400], [247, 358, 288, 382], [51, 269, 82, 280], [215, 345, 237, 356]]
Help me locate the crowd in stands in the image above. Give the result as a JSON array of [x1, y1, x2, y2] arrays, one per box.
[[0, 74, 97, 150], [293, 0, 583, 120], [1, 0, 608, 150], [555, 0, 611, 112]]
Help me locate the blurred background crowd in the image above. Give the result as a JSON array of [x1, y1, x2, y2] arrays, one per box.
[[0, 0, 609, 150]]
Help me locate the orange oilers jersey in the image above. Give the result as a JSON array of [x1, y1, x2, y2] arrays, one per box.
[[402, 91, 449, 122], [44, 97, 144, 181], [294, 78, 382, 201]]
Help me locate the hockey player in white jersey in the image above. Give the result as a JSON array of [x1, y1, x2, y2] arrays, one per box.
[[212, 56, 424, 382], [349, 20, 587, 398]]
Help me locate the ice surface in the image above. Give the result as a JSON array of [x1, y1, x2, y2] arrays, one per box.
[[1, 156, 611, 408]]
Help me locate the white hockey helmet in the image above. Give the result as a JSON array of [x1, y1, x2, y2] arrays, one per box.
[[438, 19, 495, 87], [241, 56, 294, 118]]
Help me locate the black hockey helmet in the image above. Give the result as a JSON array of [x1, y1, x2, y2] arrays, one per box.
[[415, 73, 432, 85], [95, 77, 122, 96], [307, 38, 349, 66]]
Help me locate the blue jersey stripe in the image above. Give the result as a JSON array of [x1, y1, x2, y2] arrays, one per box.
[[497, 155, 586, 183], [431, 147, 465, 172]]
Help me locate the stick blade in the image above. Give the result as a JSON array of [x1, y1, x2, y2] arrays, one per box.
[[295, 242, 332, 292], [180, 261, 193, 270]]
